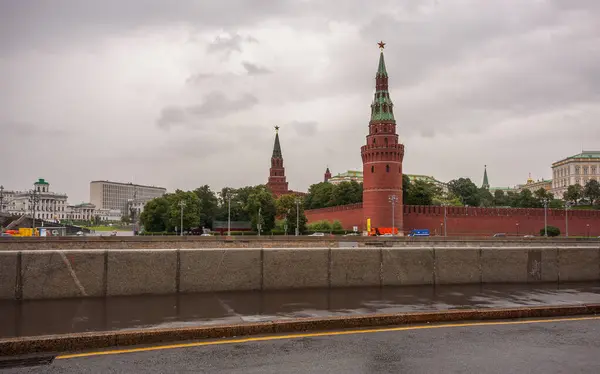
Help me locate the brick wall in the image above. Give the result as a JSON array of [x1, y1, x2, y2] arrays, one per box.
[[305, 204, 600, 237]]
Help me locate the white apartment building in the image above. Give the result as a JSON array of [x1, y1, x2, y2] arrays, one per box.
[[95, 208, 123, 222], [4, 179, 69, 221], [552, 151, 600, 198], [90, 180, 166, 212]]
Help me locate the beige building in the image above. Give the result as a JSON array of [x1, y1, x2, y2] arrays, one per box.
[[552, 151, 600, 198], [326, 170, 448, 193], [89, 180, 166, 211], [5, 179, 69, 221], [516, 174, 552, 194]]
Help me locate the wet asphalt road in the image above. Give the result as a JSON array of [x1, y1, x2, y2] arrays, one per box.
[[3, 282, 600, 338], [3, 317, 600, 373]]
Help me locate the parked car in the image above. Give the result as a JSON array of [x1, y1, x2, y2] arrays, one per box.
[[382, 233, 395, 237], [1, 233, 12, 237], [308, 232, 325, 237], [344, 233, 359, 236], [523, 235, 535, 238], [492, 233, 506, 238]]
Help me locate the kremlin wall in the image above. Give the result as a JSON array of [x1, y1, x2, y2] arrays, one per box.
[[305, 203, 600, 237], [270, 43, 600, 237]]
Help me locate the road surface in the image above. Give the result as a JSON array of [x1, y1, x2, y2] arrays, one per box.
[[2, 316, 600, 373]]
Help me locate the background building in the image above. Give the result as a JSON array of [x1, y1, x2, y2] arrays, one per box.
[[66, 202, 96, 221], [4, 179, 68, 221], [551, 151, 600, 198], [89, 180, 166, 211], [516, 174, 552, 194]]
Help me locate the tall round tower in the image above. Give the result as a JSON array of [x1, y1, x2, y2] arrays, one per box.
[[361, 42, 405, 233]]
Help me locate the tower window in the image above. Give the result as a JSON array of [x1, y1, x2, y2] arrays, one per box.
[[384, 137, 388, 145], [386, 164, 390, 173], [371, 166, 374, 173], [372, 138, 376, 144]]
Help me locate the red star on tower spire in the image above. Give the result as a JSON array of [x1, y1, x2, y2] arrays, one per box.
[[377, 40, 386, 50]]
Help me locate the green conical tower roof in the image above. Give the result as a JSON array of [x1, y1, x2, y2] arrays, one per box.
[[370, 49, 395, 122], [377, 52, 388, 77], [482, 165, 490, 189], [272, 126, 282, 158]]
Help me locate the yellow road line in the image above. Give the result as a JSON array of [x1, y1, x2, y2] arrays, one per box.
[[57, 315, 600, 360]]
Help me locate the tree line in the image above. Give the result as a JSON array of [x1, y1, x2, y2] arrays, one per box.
[[138, 179, 600, 233], [139, 184, 308, 234]]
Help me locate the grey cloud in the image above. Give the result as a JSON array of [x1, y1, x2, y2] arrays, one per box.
[[207, 34, 258, 54], [185, 73, 215, 85], [289, 121, 318, 137], [243, 62, 272, 75], [157, 92, 258, 129]]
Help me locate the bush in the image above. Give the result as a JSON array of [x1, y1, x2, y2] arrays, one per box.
[[540, 226, 560, 237]]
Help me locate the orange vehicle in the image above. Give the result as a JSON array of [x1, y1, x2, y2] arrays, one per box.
[[368, 227, 398, 236]]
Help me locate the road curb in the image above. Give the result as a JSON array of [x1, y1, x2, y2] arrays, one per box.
[[2, 304, 599, 357]]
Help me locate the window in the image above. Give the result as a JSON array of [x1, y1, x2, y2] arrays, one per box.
[[371, 166, 374, 173], [384, 137, 388, 145], [373, 138, 376, 144], [386, 164, 390, 173]]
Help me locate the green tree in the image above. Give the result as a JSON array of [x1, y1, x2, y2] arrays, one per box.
[[332, 220, 343, 230], [447, 178, 480, 206], [193, 185, 218, 229], [307, 220, 332, 231], [402, 174, 411, 204], [245, 185, 277, 232], [405, 180, 439, 205], [478, 187, 494, 207], [276, 194, 307, 234], [140, 196, 170, 232], [167, 190, 201, 232], [304, 182, 334, 209], [513, 189, 539, 208], [540, 225, 560, 237], [563, 184, 583, 204], [120, 214, 131, 225], [493, 190, 508, 206], [583, 179, 600, 206]]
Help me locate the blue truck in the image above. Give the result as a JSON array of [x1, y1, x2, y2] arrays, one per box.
[[408, 229, 430, 237]]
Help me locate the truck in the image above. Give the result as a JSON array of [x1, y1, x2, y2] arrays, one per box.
[[407, 229, 430, 237], [368, 227, 399, 236]]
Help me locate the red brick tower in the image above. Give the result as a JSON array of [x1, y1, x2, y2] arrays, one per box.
[[361, 42, 405, 233], [267, 126, 289, 196], [324, 167, 332, 182]]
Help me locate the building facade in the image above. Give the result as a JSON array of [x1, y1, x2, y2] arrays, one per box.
[[516, 174, 552, 194], [551, 151, 600, 198], [89, 180, 166, 211], [66, 202, 96, 221], [361, 44, 405, 231], [4, 179, 69, 221]]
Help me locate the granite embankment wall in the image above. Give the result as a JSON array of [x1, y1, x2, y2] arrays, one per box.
[[1, 246, 598, 300], [305, 204, 600, 236]]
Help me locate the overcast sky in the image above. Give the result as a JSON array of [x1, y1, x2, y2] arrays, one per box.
[[2, 0, 600, 203]]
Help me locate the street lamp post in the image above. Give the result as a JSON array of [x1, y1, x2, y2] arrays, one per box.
[[564, 202, 572, 237], [389, 195, 398, 235], [226, 193, 232, 236], [179, 200, 186, 237], [294, 197, 302, 236], [28, 189, 40, 229], [0, 185, 4, 213], [442, 203, 448, 237], [516, 222, 520, 236], [542, 198, 549, 237], [587, 224, 591, 238], [257, 206, 262, 236]]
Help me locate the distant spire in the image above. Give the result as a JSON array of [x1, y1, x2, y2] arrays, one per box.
[[482, 165, 490, 190], [272, 127, 282, 158]]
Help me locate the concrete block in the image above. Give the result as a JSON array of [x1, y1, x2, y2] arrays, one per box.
[[435, 248, 480, 285], [107, 250, 177, 296], [180, 249, 261, 292], [481, 248, 528, 283], [540, 247, 559, 282], [330, 248, 381, 287], [382, 248, 434, 286], [262, 248, 329, 290], [21, 250, 105, 299], [0, 252, 18, 299], [559, 247, 600, 282]]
